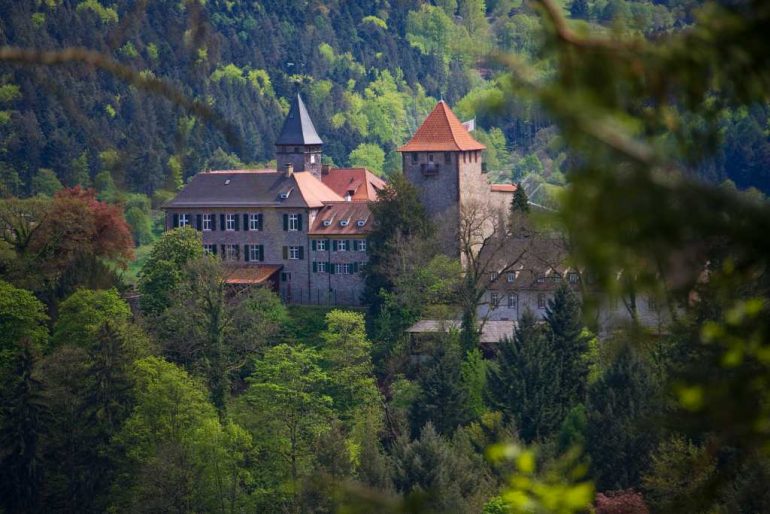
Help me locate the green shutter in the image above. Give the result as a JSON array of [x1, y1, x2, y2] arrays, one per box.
[[329, 262, 335, 274], [243, 214, 249, 230], [172, 213, 179, 227], [220, 214, 225, 230], [258, 214, 263, 230], [282, 246, 288, 260], [332, 240, 338, 252], [312, 240, 316, 251], [283, 214, 288, 231], [259, 245, 264, 261], [312, 262, 317, 273], [297, 214, 303, 231], [299, 246, 304, 260], [353, 262, 359, 273], [244, 245, 250, 262]]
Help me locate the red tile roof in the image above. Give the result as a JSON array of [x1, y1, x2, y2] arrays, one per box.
[[321, 167, 387, 202], [309, 202, 373, 236], [490, 184, 517, 192], [293, 171, 345, 208], [398, 101, 486, 152], [225, 264, 282, 285]]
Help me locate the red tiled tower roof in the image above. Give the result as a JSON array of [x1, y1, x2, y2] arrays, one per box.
[[398, 101, 486, 152]]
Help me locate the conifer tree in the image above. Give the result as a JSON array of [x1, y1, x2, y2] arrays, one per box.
[[486, 311, 562, 442], [545, 284, 590, 421], [511, 183, 529, 214], [586, 346, 659, 490]]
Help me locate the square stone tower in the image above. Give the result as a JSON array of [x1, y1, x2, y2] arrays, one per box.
[[398, 101, 488, 252], [275, 93, 324, 180]]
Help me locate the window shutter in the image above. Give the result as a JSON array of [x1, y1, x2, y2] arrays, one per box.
[[211, 214, 217, 231], [220, 245, 225, 258], [299, 247, 304, 260], [234, 215, 240, 231], [243, 214, 249, 230], [311, 240, 316, 251], [353, 262, 359, 273], [244, 245, 250, 262], [258, 245, 264, 261], [312, 262, 317, 273], [329, 262, 335, 274], [297, 214, 303, 231], [283, 214, 288, 231], [212, 245, 217, 255], [332, 240, 338, 252], [282, 246, 288, 260], [196, 214, 202, 230], [235, 245, 240, 260], [220, 214, 225, 230], [172, 213, 179, 228], [258, 214, 263, 230]]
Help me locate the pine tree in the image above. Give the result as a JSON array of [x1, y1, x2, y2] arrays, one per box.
[[511, 183, 530, 214], [586, 346, 659, 490], [486, 311, 562, 442], [545, 284, 590, 421]]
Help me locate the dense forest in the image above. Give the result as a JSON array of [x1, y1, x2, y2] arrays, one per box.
[[2, 0, 770, 513]]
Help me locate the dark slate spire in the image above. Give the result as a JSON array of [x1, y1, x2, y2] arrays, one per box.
[[276, 93, 323, 145]]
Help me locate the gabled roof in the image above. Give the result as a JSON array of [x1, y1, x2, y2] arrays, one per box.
[[225, 265, 282, 285], [321, 168, 387, 202], [162, 169, 342, 209], [275, 93, 323, 146], [309, 202, 373, 236], [398, 101, 486, 152], [490, 184, 517, 192]]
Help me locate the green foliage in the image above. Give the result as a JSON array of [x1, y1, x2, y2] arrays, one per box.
[[349, 143, 385, 176], [138, 227, 202, 315], [52, 288, 131, 349], [76, 0, 118, 24], [30, 168, 63, 197], [0, 280, 48, 367], [461, 348, 487, 419]]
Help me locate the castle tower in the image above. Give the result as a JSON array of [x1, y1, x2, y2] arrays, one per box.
[[275, 93, 323, 179], [398, 101, 486, 249]]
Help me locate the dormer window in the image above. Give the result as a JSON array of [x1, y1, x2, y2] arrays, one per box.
[[344, 192, 352, 202], [356, 220, 366, 227], [280, 187, 294, 200], [323, 219, 332, 227], [224, 179, 231, 185], [340, 219, 350, 227]]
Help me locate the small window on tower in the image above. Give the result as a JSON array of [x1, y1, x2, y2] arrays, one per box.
[[428, 153, 434, 162], [310, 154, 316, 164], [444, 152, 451, 164], [412, 153, 418, 163]]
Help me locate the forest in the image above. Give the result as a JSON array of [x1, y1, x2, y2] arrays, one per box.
[[2, 0, 770, 513]]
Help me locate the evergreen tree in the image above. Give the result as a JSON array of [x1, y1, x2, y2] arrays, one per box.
[[545, 284, 590, 422], [511, 183, 530, 214], [411, 335, 471, 436], [586, 346, 659, 490], [486, 311, 562, 442]]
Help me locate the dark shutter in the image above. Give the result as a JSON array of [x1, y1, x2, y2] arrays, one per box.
[[312, 262, 317, 273], [258, 214, 263, 231], [311, 240, 317, 251], [332, 240, 338, 252], [235, 245, 240, 260], [212, 245, 217, 255], [220, 214, 225, 231], [329, 262, 335, 274], [220, 245, 225, 258], [211, 214, 217, 231], [196, 214, 202, 230], [234, 215, 240, 231], [299, 247, 304, 260], [353, 262, 359, 273], [243, 214, 249, 231], [297, 214, 303, 231], [172, 213, 179, 228], [282, 246, 288, 260], [244, 245, 250, 262], [258, 245, 264, 261], [283, 214, 288, 231]]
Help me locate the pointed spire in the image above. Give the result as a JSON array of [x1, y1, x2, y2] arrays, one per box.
[[276, 93, 323, 146]]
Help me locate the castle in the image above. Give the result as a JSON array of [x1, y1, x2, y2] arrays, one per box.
[[164, 95, 666, 331]]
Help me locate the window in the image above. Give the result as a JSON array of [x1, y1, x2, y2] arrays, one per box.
[[289, 246, 300, 260], [508, 294, 518, 308], [537, 273, 545, 284], [203, 244, 216, 255], [444, 152, 451, 164], [335, 263, 351, 275], [490, 272, 498, 282], [310, 154, 316, 164], [537, 294, 546, 309], [412, 152, 418, 163], [247, 245, 263, 262], [490, 293, 499, 309], [550, 272, 561, 283], [202, 214, 212, 231], [568, 272, 579, 284], [357, 239, 367, 253], [336, 240, 348, 252], [249, 213, 261, 231], [224, 244, 238, 261], [314, 261, 328, 273], [281, 272, 292, 282], [288, 214, 299, 231], [225, 214, 235, 231], [507, 272, 515, 283], [315, 239, 327, 251], [178, 213, 189, 227], [647, 296, 658, 311], [428, 153, 434, 162]]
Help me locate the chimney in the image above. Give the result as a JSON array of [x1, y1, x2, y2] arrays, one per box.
[[285, 163, 294, 177], [321, 164, 331, 176]]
